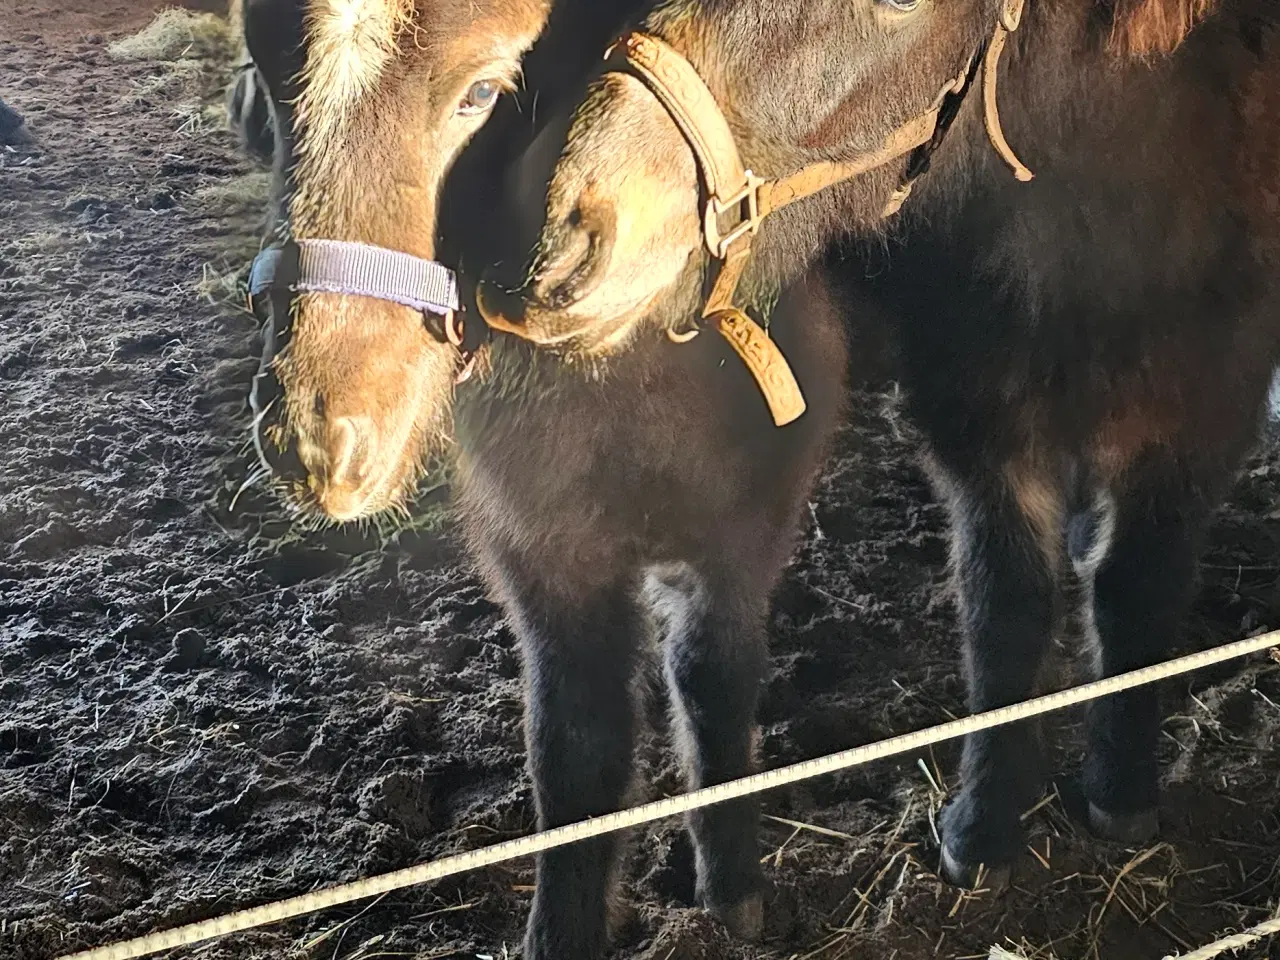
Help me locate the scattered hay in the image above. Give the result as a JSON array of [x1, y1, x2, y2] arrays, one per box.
[[107, 9, 235, 64], [1083, 842, 1194, 959], [194, 260, 251, 306], [172, 101, 220, 137], [189, 176, 274, 288], [989, 940, 1061, 960], [111, 11, 238, 113], [120, 60, 204, 106], [193, 172, 272, 218], [7, 229, 67, 257]]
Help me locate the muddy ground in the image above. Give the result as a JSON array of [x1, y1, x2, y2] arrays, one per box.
[[2, 4, 1278, 960]]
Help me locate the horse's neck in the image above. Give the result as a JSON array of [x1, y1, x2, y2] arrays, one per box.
[[911, 0, 1248, 236]]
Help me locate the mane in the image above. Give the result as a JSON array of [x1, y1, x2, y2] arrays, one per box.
[[1106, 0, 1221, 57]]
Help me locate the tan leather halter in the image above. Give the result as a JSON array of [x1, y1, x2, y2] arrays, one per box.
[[601, 0, 1032, 426]]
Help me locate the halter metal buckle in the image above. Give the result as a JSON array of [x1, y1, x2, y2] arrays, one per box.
[[704, 170, 764, 260]]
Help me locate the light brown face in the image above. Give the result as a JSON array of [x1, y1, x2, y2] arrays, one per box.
[[267, 0, 550, 522], [477, 68, 702, 353], [501, 0, 998, 348]]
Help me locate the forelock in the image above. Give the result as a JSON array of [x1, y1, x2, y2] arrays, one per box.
[[296, 0, 417, 147]]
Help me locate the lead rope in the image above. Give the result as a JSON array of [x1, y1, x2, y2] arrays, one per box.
[[1164, 913, 1280, 960], [58, 631, 1279, 960]]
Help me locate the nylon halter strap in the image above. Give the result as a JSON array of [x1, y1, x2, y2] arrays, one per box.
[[600, 0, 1031, 426], [247, 238, 486, 384]]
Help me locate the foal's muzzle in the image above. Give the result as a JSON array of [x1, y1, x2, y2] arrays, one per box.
[[246, 238, 480, 482]]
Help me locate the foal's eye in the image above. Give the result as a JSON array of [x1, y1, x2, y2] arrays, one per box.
[[458, 79, 501, 116], [880, 0, 922, 10]]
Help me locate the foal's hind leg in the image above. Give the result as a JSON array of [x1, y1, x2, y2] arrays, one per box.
[[228, 0, 305, 168], [647, 564, 768, 940], [226, 63, 276, 164], [501, 575, 645, 960], [933, 457, 1062, 888], [1081, 454, 1212, 842]]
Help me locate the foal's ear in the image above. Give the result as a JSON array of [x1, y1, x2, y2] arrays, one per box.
[[1107, 0, 1219, 57]]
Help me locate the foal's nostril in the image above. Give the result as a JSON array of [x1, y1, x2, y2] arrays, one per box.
[[535, 201, 616, 308], [297, 414, 384, 521], [324, 416, 377, 491]]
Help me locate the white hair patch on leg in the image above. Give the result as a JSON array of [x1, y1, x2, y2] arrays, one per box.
[[1068, 487, 1116, 677], [1068, 487, 1116, 580]]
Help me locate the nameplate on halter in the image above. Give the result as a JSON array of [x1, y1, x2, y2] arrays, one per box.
[[710, 309, 807, 426]]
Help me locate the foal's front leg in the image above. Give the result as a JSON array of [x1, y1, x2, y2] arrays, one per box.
[[1083, 456, 1212, 842], [648, 564, 769, 940], [505, 577, 645, 960], [933, 459, 1062, 888]]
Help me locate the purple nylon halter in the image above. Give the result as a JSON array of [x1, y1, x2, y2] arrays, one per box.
[[249, 238, 459, 317]]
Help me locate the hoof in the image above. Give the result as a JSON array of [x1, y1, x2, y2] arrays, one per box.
[[708, 892, 764, 942], [0, 97, 34, 146], [523, 926, 607, 960], [939, 844, 1011, 893], [1088, 803, 1159, 844]]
